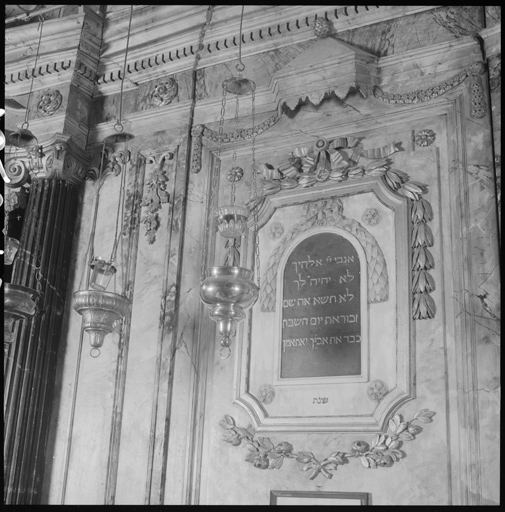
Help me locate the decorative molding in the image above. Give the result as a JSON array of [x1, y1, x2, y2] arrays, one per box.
[[36, 90, 63, 117], [220, 408, 435, 479], [141, 152, 173, 244], [259, 197, 389, 313], [150, 78, 178, 107], [94, 6, 437, 92], [415, 129, 436, 147], [373, 61, 487, 118]]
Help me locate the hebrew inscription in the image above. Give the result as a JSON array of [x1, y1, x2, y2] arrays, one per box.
[[281, 232, 361, 378]]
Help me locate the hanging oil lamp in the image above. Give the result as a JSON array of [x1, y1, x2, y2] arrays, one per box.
[[200, 6, 261, 359], [72, 6, 135, 357]]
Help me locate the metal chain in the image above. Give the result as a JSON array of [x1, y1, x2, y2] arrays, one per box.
[[110, 139, 128, 264], [199, 85, 226, 285], [230, 92, 240, 205], [250, 85, 261, 287]]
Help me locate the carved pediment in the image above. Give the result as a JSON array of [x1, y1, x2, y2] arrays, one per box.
[[272, 37, 378, 111]]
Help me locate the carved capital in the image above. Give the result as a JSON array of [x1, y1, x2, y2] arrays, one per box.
[[5, 133, 87, 187]]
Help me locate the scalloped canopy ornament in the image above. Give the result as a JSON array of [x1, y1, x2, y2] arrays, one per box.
[[274, 37, 378, 111]]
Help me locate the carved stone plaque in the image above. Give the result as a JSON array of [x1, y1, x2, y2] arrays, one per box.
[[234, 177, 413, 433], [281, 232, 361, 378]]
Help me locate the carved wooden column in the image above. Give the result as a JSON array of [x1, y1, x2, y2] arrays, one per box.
[[3, 141, 85, 504]]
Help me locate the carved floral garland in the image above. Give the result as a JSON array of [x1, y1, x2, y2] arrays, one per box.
[[252, 136, 436, 320], [221, 409, 435, 479]]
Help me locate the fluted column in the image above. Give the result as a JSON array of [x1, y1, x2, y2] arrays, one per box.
[[3, 145, 83, 504]]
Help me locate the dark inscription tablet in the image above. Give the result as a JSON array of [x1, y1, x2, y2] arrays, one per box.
[[281, 232, 361, 378]]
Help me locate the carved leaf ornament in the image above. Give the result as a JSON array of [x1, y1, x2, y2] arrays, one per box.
[[220, 409, 435, 479], [141, 154, 171, 244], [253, 137, 436, 319]]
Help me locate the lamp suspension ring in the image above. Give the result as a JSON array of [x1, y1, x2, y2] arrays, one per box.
[[219, 345, 231, 360], [114, 122, 124, 133], [21, 122, 30, 130], [235, 61, 245, 73], [90, 347, 101, 358]]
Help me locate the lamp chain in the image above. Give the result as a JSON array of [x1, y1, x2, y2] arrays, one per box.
[[199, 86, 225, 286], [116, 5, 134, 132], [230, 92, 240, 205], [23, 17, 44, 129], [250, 85, 260, 287]]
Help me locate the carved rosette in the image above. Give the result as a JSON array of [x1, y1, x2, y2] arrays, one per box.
[[36, 90, 63, 117], [151, 78, 178, 107], [257, 384, 276, 404], [415, 129, 436, 147], [367, 380, 389, 401]]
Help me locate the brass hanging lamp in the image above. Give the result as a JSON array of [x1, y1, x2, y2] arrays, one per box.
[[73, 6, 135, 357], [200, 6, 261, 359]]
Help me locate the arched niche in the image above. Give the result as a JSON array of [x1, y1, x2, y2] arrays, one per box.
[[274, 226, 369, 385]]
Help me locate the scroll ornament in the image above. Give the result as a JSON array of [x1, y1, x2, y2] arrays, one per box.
[[373, 62, 487, 119], [141, 153, 172, 244], [220, 409, 435, 479]]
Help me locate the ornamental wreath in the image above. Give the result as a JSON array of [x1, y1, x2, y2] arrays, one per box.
[[220, 409, 435, 480]]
